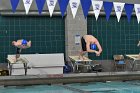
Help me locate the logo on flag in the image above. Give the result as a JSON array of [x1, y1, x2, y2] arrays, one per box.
[[116, 6, 121, 12], [95, 4, 99, 10], [25, 0, 30, 4], [137, 8, 140, 13], [49, 0, 54, 6], [72, 2, 77, 8]]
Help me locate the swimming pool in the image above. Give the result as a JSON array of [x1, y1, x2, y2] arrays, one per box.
[[0, 85, 79, 93], [68, 81, 140, 93], [1, 81, 140, 93]]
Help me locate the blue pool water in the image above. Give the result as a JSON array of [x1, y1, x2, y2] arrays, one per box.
[[1, 81, 140, 93], [68, 81, 140, 93], [0, 85, 78, 93]]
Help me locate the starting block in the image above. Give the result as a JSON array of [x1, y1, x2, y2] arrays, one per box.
[[69, 56, 93, 73]]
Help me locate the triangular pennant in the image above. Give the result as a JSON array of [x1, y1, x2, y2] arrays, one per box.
[[58, 0, 69, 17], [113, 2, 125, 22], [91, 0, 103, 21], [103, 2, 113, 21], [35, 0, 46, 14], [69, 0, 80, 18], [23, 0, 33, 14], [80, 0, 91, 18], [10, 0, 20, 12], [124, 4, 134, 22], [46, 0, 57, 17], [134, 4, 140, 24]]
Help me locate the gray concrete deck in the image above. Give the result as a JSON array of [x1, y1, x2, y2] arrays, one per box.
[[0, 71, 140, 86]]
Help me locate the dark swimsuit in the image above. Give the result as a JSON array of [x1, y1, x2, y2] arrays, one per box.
[[16, 48, 21, 54], [81, 36, 86, 51]]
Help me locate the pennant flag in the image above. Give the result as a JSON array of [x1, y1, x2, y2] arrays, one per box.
[[103, 2, 113, 21], [124, 4, 134, 22], [46, 0, 57, 17], [134, 4, 140, 24], [58, 0, 69, 17], [35, 0, 46, 14], [69, 0, 80, 18], [10, 0, 20, 12], [80, 0, 91, 18], [23, 0, 33, 14], [113, 2, 125, 22], [91, 0, 103, 21]]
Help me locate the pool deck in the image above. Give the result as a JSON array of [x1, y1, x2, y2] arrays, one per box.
[[1, 71, 140, 86]]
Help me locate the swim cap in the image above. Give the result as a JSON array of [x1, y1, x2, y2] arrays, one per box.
[[90, 44, 97, 50], [22, 39, 27, 45]]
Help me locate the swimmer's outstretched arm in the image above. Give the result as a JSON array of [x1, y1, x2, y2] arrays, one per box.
[[26, 41, 31, 48]]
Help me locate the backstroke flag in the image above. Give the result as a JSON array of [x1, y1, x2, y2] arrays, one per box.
[[91, 0, 103, 21], [124, 4, 134, 22], [134, 4, 140, 24], [23, 0, 33, 14], [69, 0, 80, 18], [80, 0, 91, 18], [10, 0, 19, 12], [58, 0, 69, 17], [46, 0, 57, 17], [113, 2, 125, 22], [36, 0, 46, 14], [103, 2, 113, 21]]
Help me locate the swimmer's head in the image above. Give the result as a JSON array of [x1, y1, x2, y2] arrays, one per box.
[[22, 39, 27, 45], [90, 44, 97, 50]]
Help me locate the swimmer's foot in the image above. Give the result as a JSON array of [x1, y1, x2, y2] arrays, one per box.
[[79, 56, 84, 60], [12, 58, 17, 63], [83, 56, 88, 60]]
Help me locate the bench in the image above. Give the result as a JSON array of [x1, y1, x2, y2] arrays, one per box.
[[7, 53, 65, 75]]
